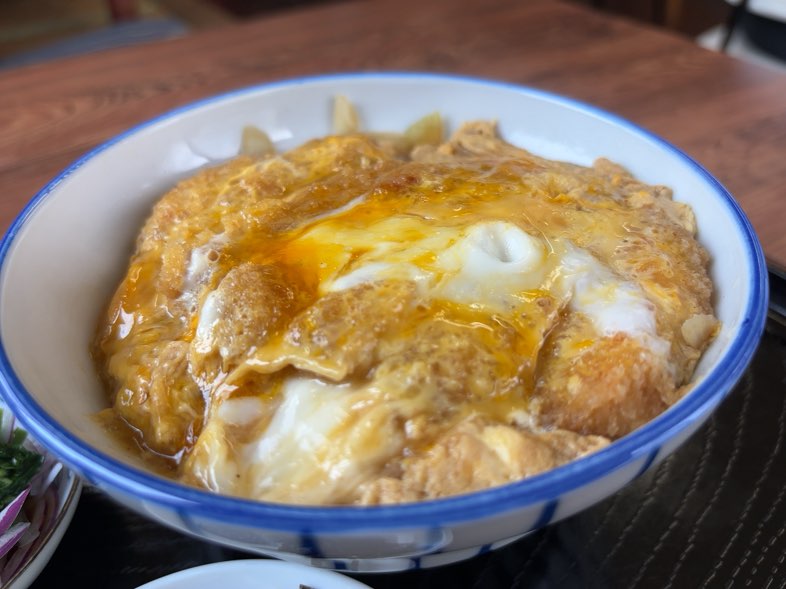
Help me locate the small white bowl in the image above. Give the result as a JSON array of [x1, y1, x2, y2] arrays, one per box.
[[3, 473, 80, 589], [0, 73, 768, 573], [136, 559, 372, 589], [0, 402, 81, 589]]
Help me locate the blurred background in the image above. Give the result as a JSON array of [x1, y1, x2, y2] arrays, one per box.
[[0, 0, 785, 70]]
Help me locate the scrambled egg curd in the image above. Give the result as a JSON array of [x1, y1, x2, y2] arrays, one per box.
[[94, 121, 718, 505]]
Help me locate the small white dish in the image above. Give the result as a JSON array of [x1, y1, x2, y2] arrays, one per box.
[[3, 476, 80, 589], [136, 559, 372, 589], [0, 402, 81, 589]]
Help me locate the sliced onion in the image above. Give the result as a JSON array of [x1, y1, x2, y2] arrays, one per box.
[[332, 95, 360, 134], [0, 487, 59, 582], [404, 112, 444, 146], [0, 410, 15, 445], [29, 460, 60, 496], [366, 132, 413, 157], [239, 125, 275, 157], [0, 523, 29, 560], [2, 536, 34, 583], [0, 489, 29, 535]]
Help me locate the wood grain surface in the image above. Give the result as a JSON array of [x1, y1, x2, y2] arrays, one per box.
[[1, 0, 786, 266]]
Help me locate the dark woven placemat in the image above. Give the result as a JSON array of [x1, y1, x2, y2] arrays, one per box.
[[31, 323, 786, 589]]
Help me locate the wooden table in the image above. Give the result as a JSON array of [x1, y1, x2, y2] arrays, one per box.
[[0, 0, 784, 587], [2, 0, 786, 268]]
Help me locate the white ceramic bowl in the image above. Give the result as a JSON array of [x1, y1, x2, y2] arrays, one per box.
[[0, 73, 768, 573]]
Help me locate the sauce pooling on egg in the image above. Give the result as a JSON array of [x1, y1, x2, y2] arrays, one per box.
[[94, 122, 717, 504]]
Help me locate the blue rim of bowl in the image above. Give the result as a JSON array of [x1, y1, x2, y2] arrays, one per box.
[[0, 72, 769, 533]]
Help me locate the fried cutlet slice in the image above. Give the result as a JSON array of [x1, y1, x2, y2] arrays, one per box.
[[358, 416, 609, 504]]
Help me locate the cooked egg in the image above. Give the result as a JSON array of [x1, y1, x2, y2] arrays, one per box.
[[95, 122, 716, 505], [291, 211, 665, 355]]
